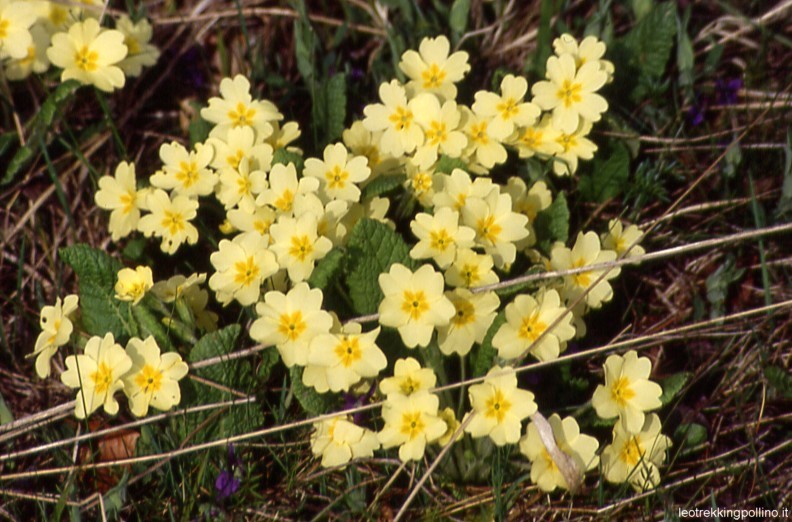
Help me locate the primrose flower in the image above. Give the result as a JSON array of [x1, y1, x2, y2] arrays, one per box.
[[378, 263, 455, 348], [405, 164, 438, 208], [114, 265, 153, 305], [115, 15, 159, 77], [304, 324, 386, 393], [602, 219, 645, 259], [462, 190, 529, 267], [444, 248, 499, 289], [137, 189, 199, 254], [31, 294, 79, 379], [208, 126, 273, 173], [504, 177, 552, 249], [601, 413, 671, 492], [437, 407, 463, 446], [550, 231, 620, 309], [201, 74, 283, 140], [342, 120, 401, 178], [553, 33, 614, 82], [591, 350, 663, 434], [465, 365, 537, 446], [150, 273, 217, 332], [123, 336, 188, 417], [362, 80, 424, 157], [4, 23, 49, 80], [410, 94, 467, 169], [461, 107, 508, 169], [437, 289, 499, 357], [209, 232, 278, 306], [531, 53, 608, 133], [61, 333, 133, 419], [303, 143, 371, 202], [151, 273, 206, 302], [257, 162, 319, 215], [492, 289, 575, 361], [216, 157, 268, 212], [46, 18, 127, 92], [552, 120, 597, 176], [94, 161, 147, 241], [379, 357, 437, 398], [150, 142, 217, 198], [472, 75, 541, 140], [268, 212, 332, 283], [519, 414, 600, 492], [250, 283, 333, 367], [378, 392, 446, 462], [226, 204, 276, 240], [398, 35, 470, 101], [311, 416, 380, 468], [433, 168, 496, 212], [0, 0, 36, 60], [511, 115, 564, 158], [409, 207, 475, 269]]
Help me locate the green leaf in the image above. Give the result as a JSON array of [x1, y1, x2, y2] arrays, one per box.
[[59, 244, 133, 338], [188, 103, 212, 147], [0, 132, 16, 157], [315, 73, 347, 144], [0, 392, 14, 424], [659, 372, 690, 405], [449, 0, 470, 38], [272, 148, 304, 172], [533, 191, 569, 254], [579, 143, 630, 202], [308, 248, 344, 290], [674, 422, 707, 449], [621, 2, 677, 79], [361, 174, 406, 200], [470, 311, 504, 378], [435, 155, 468, 174], [705, 255, 745, 319], [131, 298, 174, 351], [345, 218, 415, 315], [2, 146, 34, 186], [293, 1, 316, 83], [290, 366, 336, 415], [189, 325, 240, 366], [765, 366, 792, 399]]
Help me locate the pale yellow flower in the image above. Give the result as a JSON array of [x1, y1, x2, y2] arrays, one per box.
[[550, 231, 620, 308], [519, 414, 600, 492], [4, 23, 49, 80], [216, 157, 268, 213], [553, 33, 614, 82], [94, 161, 147, 241], [472, 75, 540, 140], [256, 162, 319, 215], [492, 289, 575, 361], [591, 350, 663, 434], [31, 294, 79, 379], [601, 413, 671, 492], [342, 120, 401, 178], [503, 177, 552, 249], [304, 324, 386, 393], [437, 407, 463, 446], [46, 18, 127, 92], [378, 263, 455, 348], [151, 273, 206, 302], [209, 232, 278, 306], [114, 265, 153, 305], [433, 168, 496, 213], [265, 120, 302, 151], [311, 416, 380, 468], [61, 333, 132, 419], [410, 94, 467, 169], [115, 14, 159, 77], [461, 107, 507, 169], [461, 190, 529, 267], [398, 35, 470, 101], [208, 125, 273, 173], [378, 392, 446, 462], [250, 283, 333, 367], [201, 75, 283, 140], [269, 212, 332, 283], [150, 141, 217, 198], [303, 143, 371, 202], [443, 248, 499, 289], [405, 163, 438, 208], [437, 289, 499, 357], [602, 219, 645, 259], [409, 207, 475, 269], [465, 365, 537, 446], [0, 0, 36, 60], [362, 80, 424, 157], [511, 115, 564, 159], [552, 120, 597, 176], [226, 204, 276, 241], [379, 357, 436, 398], [137, 189, 199, 254], [123, 336, 188, 417], [532, 53, 608, 133]]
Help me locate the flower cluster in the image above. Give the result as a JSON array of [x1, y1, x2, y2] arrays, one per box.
[[1, 1, 159, 89]]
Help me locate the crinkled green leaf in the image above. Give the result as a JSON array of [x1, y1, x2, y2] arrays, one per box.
[[290, 366, 336, 415], [435, 155, 467, 174], [534, 191, 569, 255], [316, 73, 347, 143], [659, 372, 691, 405], [272, 148, 304, 172], [622, 2, 677, 79], [308, 248, 344, 290], [188, 102, 212, 147], [579, 143, 630, 203], [345, 218, 415, 315], [0, 392, 14, 425], [361, 174, 406, 200], [705, 255, 744, 319], [674, 422, 707, 449], [470, 311, 504, 378], [765, 365, 792, 399], [131, 298, 174, 351]]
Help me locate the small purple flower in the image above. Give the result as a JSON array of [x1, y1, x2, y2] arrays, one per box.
[[715, 78, 742, 106], [686, 101, 707, 127], [215, 470, 240, 500]]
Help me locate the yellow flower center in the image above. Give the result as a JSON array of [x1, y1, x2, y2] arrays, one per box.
[[411, 172, 432, 193], [518, 313, 547, 341], [425, 120, 447, 146], [451, 299, 475, 327], [468, 122, 489, 145], [124, 35, 141, 55], [388, 106, 413, 131], [484, 388, 511, 423], [610, 377, 636, 407], [161, 210, 186, 235], [363, 146, 381, 167], [429, 228, 453, 252], [254, 218, 272, 236], [325, 165, 349, 190], [542, 449, 559, 472], [227, 150, 245, 170], [90, 362, 114, 394], [556, 133, 577, 152], [233, 256, 260, 287], [520, 128, 542, 149], [460, 264, 480, 287], [0, 20, 7, 39], [399, 376, 420, 395], [620, 437, 644, 466], [134, 364, 163, 394], [496, 98, 519, 120], [334, 336, 362, 368], [274, 189, 294, 212], [288, 235, 314, 262], [614, 236, 626, 253], [176, 161, 199, 188], [454, 193, 466, 210], [400, 411, 426, 440], [401, 290, 429, 320], [119, 191, 136, 214], [49, 7, 68, 28], [75, 45, 99, 72], [557, 79, 583, 108], [228, 102, 257, 127], [19, 45, 35, 66], [421, 63, 446, 89], [236, 175, 252, 196], [277, 311, 306, 341], [476, 215, 502, 244], [571, 258, 592, 287]]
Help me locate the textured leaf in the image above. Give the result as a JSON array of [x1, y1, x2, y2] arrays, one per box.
[[765, 366, 792, 399], [0, 392, 13, 424], [674, 422, 707, 449], [449, 0, 470, 37], [622, 2, 677, 79], [272, 148, 304, 172], [361, 174, 405, 200], [659, 372, 691, 405], [345, 218, 415, 315], [435, 155, 467, 174], [533, 192, 569, 255], [308, 248, 344, 290], [131, 299, 174, 351], [319, 73, 347, 143], [470, 311, 504, 378], [579, 144, 630, 203], [189, 325, 241, 376], [290, 366, 336, 415]]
